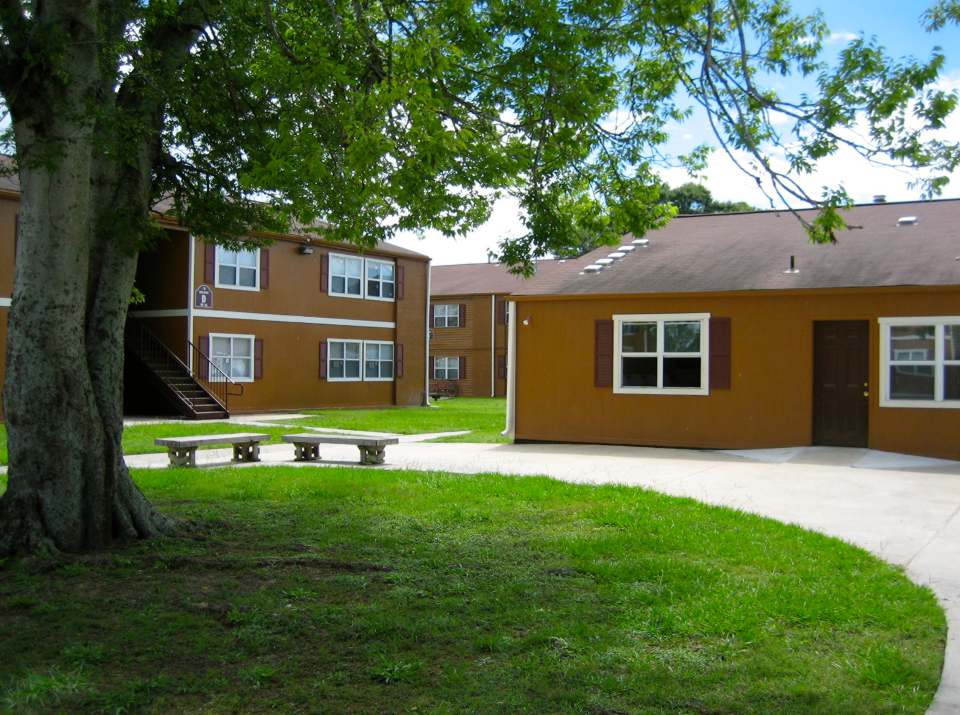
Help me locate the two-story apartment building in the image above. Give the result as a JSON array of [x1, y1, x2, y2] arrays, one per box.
[[1, 174, 431, 418], [429, 261, 567, 397]]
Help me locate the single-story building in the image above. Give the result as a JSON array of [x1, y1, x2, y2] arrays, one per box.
[[505, 199, 960, 461]]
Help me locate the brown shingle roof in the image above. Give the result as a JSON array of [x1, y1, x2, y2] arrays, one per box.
[[431, 259, 576, 296], [514, 200, 960, 296], [0, 156, 428, 261]]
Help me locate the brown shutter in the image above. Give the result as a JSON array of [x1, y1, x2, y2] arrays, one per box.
[[396, 264, 405, 300], [429, 355, 435, 379], [496, 354, 507, 379], [319, 252, 328, 292], [595, 319, 614, 387], [260, 248, 270, 289], [204, 243, 216, 284], [319, 340, 328, 379], [709, 317, 732, 390], [459, 303, 466, 327], [459, 356, 467, 380], [395, 343, 404, 378], [199, 335, 210, 379], [496, 299, 507, 325], [254, 339, 264, 380]]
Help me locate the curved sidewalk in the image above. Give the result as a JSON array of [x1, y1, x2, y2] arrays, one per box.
[[129, 440, 960, 712]]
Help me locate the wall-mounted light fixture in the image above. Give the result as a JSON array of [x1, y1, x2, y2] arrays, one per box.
[[522, 317, 531, 326], [298, 244, 315, 255]]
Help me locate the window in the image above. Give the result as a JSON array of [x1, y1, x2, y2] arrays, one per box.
[[216, 246, 259, 290], [327, 339, 363, 380], [366, 258, 396, 301], [434, 304, 460, 328], [364, 341, 395, 380], [330, 254, 363, 297], [613, 313, 709, 395], [880, 317, 960, 407], [434, 356, 460, 380], [210, 334, 255, 382]]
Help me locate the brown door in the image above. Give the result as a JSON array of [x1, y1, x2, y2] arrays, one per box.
[[813, 321, 869, 447]]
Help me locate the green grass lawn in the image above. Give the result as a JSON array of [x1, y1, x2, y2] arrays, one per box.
[[0, 398, 507, 464], [0, 466, 945, 713], [294, 397, 508, 443]]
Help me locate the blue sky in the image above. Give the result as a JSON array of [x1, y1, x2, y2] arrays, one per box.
[[399, 1, 960, 264]]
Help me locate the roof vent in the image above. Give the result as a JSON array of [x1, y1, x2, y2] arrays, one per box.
[[583, 264, 604, 273], [873, 194, 887, 204], [632, 238, 650, 247], [595, 257, 615, 265], [618, 245, 636, 252], [897, 216, 918, 226], [607, 252, 626, 259], [783, 255, 799, 274]]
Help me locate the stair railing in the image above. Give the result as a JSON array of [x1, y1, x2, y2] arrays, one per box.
[[188, 338, 244, 411], [126, 320, 241, 413]]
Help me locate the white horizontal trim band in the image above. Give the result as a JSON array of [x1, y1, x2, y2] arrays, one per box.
[[0, 297, 11, 307], [129, 307, 395, 329]]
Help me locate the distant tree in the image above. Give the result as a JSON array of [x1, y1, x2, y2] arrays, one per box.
[[661, 183, 754, 215]]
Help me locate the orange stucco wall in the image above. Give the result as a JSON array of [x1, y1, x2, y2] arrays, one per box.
[[513, 287, 960, 460]]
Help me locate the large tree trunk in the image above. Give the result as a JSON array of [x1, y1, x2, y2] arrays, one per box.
[[0, 2, 175, 556]]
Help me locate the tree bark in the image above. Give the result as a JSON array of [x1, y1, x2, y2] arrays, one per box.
[[0, 2, 175, 555]]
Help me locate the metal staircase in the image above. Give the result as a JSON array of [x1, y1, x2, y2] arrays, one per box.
[[125, 320, 242, 420]]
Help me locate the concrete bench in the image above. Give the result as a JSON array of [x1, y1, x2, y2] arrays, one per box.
[[281, 433, 400, 465], [154, 433, 271, 467]]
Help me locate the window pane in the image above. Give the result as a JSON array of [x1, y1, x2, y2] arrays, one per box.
[[945, 325, 960, 361], [890, 326, 935, 361], [213, 357, 229, 375], [218, 265, 237, 285], [381, 362, 393, 378], [330, 342, 344, 359], [367, 280, 381, 297], [212, 337, 230, 355], [332, 276, 346, 293], [366, 360, 379, 377], [331, 256, 345, 274], [366, 344, 378, 360], [665, 322, 701, 353], [946, 365, 960, 401], [889, 365, 935, 400], [663, 357, 702, 388], [345, 361, 360, 378], [237, 250, 257, 267], [347, 258, 362, 277], [622, 323, 657, 353], [345, 343, 360, 360], [233, 357, 251, 379], [381, 344, 393, 361], [382, 282, 395, 299], [239, 267, 257, 287], [622, 357, 657, 387], [448, 368, 459, 380], [219, 249, 238, 265], [330, 360, 344, 378], [347, 277, 362, 295], [367, 262, 381, 279], [382, 263, 395, 280]]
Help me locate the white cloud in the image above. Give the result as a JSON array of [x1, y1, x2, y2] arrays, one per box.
[[828, 31, 859, 44]]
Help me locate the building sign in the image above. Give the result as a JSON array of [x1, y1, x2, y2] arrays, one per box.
[[195, 284, 213, 308]]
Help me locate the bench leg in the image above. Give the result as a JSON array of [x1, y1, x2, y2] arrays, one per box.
[[358, 446, 386, 465], [293, 443, 319, 462], [233, 442, 261, 463], [168, 446, 197, 468]]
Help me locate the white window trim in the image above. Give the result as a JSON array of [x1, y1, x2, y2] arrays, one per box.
[[328, 253, 365, 300], [879, 316, 960, 409], [433, 303, 460, 328], [613, 312, 710, 396], [363, 340, 396, 382], [365, 257, 397, 303], [434, 356, 460, 381], [214, 246, 260, 292], [209, 332, 256, 383], [326, 339, 396, 382]]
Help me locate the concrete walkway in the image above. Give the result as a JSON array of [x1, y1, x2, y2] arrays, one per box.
[[127, 441, 960, 713]]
